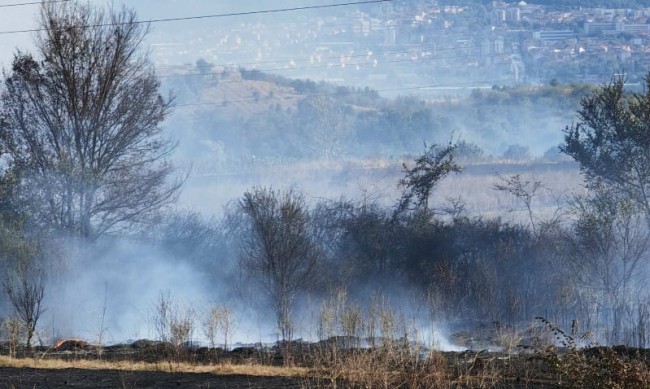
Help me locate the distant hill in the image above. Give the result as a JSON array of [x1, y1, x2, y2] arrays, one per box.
[[162, 66, 593, 165]]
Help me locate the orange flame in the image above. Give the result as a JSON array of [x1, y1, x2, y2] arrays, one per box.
[[53, 338, 87, 351]]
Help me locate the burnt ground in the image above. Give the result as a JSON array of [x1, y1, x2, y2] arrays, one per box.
[[0, 346, 554, 389], [0, 341, 337, 389], [0, 367, 320, 389], [2, 339, 650, 388]]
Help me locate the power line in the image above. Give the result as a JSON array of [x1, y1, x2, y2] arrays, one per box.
[[0, 0, 392, 35], [0, 0, 68, 8]]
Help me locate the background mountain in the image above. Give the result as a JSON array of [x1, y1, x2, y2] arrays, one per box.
[[162, 67, 593, 165]]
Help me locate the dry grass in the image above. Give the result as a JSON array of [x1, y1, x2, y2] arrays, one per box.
[[532, 318, 650, 388], [0, 355, 310, 377], [432, 162, 584, 219], [182, 157, 584, 220]]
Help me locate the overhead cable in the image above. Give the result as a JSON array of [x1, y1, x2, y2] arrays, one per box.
[[0, 0, 68, 8], [0, 0, 392, 35]]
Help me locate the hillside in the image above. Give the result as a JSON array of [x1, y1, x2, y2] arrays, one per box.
[[162, 66, 593, 165]]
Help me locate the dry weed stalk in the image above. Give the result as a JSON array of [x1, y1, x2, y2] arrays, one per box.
[[312, 290, 450, 388], [151, 292, 195, 360], [535, 317, 650, 388], [493, 325, 523, 355]]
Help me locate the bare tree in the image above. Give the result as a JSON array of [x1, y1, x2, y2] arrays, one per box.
[[203, 304, 235, 350], [1, 234, 47, 350], [0, 1, 181, 239], [566, 188, 650, 344], [151, 292, 195, 354], [299, 95, 350, 161], [493, 174, 543, 234], [492, 174, 565, 239], [237, 187, 321, 341]]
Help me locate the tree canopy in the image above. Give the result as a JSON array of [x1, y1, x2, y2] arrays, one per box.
[[0, 1, 181, 239], [562, 76, 650, 219], [396, 141, 462, 216]]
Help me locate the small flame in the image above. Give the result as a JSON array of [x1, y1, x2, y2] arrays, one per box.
[[53, 338, 88, 351]]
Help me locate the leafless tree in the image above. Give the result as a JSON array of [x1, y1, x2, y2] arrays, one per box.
[[2, 238, 47, 350], [300, 95, 349, 161], [493, 174, 543, 234], [237, 187, 321, 341], [0, 1, 181, 239], [151, 292, 195, 354], [203, 304, 236, 350], [566, 188, 650, 344]]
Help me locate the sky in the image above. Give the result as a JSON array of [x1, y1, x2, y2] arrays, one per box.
[[0, 1, 37, 68], [0, 0, 348, 69], [0, 1, 183, 67]]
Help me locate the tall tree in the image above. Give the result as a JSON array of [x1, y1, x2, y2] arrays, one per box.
[[562, 74, 650, 344], [562, 75, 650, 220], [0, 1, 180, 239]]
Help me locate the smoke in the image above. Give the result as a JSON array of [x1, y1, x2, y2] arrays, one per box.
[[4, 0, 645, 356], [34, 233, 468, 353], [417, 326, 466, 352], [43, 239, 213, 344]]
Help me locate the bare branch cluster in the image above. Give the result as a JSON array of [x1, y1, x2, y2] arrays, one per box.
[[237, 187, 322, 341], [0, 1, 181, 239]]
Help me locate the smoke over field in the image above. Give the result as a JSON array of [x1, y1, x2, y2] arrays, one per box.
[[3, 3, 650, 389]]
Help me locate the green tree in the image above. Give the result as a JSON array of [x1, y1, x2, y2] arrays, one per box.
[[562, 75, 650, 220], [0, 1, 181, 239], [561, 74, 650, 344], [396, 141, 461, 216]]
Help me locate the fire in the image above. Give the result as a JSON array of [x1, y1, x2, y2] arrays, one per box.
[[53, 338, 89, 351]]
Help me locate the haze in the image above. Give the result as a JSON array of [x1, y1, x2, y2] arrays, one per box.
[[2, 0, 650, 359]]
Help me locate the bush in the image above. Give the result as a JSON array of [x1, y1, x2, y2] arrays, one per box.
[[536, 317, 650, 388]]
